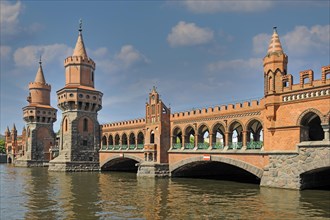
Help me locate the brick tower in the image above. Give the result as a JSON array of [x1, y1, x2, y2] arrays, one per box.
[[49, 21, 103, 171], [16, 59, 57, 167], [263, 27, 288, 96], [263, 27, 288, 125], [137, 86, 171, 177]]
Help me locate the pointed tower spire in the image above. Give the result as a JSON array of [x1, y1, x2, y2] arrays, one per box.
[[5, 126, 10, 133], [73, 19, 88, 58], [267, 27, 284, 55], [12, 123, 16, 131], [34, 56, 46, 84]]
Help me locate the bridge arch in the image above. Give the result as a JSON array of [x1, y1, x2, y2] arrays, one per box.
[[100, 154, 144, 171], [300, 163, 330, 190], [170, 155, 263, 179]]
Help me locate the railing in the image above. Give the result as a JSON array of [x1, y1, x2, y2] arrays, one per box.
[[129, 144, 136, 150], [212, 142, 224, 150], [108, 145, 114, 150], [137, 144, 144, 149], [114, 145, 121, 150], [172, 143, 182, 149], [247, 141, 263, 150], [197, 143, 209, 150], [228, 142, 242, 150], [121, 145, 128, 150], [184, 143, 195, 149], [101, 145, 107, 150]]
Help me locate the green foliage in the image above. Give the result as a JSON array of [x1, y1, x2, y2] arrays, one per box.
[[0, 139, 6, 154]]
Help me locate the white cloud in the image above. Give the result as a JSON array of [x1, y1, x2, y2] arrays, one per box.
[[183, 0, 273, 13], [0, 1, 22, 35], [92, 47, 109, 58], [207, 58, 262, 73], [115, 45, 150, 68], [253, 33, 271, 55], [97, 45, 149, 74], [283, 25, 330, 56], [167, 21, 214, 47], [0, 46, 12, 60], [13, 44, 73, 67], [253, 25, 330, 57]]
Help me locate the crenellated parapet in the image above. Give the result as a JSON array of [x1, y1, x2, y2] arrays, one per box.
[[64, 56, 95, 69], [170, 99, 263, 120], [102, 118, 146, 129], [280, 65, 330, 95]]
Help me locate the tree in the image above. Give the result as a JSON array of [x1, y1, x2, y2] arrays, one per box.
[[0, 139, 6, 154]]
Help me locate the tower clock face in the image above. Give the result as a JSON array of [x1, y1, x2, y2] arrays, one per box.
[[152, 95, 155, 100]]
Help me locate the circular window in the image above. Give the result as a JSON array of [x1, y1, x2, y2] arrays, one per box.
[[86, 95, 90, 99], [69, 93, 74, 97], [30, 110, 33, 113], [79, 94, 83, 98], [43, 111, 46, 114]]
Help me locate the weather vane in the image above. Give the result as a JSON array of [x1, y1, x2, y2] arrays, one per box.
[[79, 19, 83, 32], [39, 55, 42, 65]]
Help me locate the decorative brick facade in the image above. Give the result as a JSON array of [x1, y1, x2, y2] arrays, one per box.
[[100, 28, 330, 189]]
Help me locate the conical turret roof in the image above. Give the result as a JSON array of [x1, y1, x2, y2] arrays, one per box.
[[12, 123, 16, 131], [72, 21, 88, 58], [267, 27, 284, 55], [34, 59, 46, 84]]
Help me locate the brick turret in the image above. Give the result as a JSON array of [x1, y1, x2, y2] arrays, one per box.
[[263, 27, 288, 95]]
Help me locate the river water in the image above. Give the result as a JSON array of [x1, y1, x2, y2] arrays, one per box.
[[0, 164, 329, 220]]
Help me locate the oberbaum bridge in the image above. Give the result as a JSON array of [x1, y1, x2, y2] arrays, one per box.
[[4, 24, 330, 190]]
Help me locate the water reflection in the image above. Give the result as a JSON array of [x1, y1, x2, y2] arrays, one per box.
[[0, 165, 329, 220]]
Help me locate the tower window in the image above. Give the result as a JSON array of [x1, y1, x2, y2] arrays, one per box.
[[64, 118, 68, 132], [83, 118, 88, 132]]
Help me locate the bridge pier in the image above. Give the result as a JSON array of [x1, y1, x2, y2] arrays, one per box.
[[137, 162, 169, 177], [260, 141, 330, 190]]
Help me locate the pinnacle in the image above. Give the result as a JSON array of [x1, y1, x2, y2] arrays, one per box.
[[72, 31, 88, 58], [266, 27, 284, 55], [34, 60, 46, 84]]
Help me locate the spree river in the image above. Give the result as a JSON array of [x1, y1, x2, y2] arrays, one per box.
[[0, 164, 329, 220]]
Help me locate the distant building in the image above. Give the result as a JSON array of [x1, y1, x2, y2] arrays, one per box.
[[5, 124, 26, 163]]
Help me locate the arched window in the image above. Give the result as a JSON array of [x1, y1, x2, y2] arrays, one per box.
[[83, 118, 88, 132], [172, 127, 182, 149], [197, 124, 209, 149], [64, 118, 68, 132], [184, 126, 195, 149], [228, 121, 243, 149], [150, 131, 155, 144], [246, 119, 263, 149], [269, 76, 273, 91], [300, 112, 324, 141], [212, 123, 225, 149], [102, 136, 107, 146]]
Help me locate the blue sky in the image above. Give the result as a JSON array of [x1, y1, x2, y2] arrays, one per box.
[[1, 0, 329, 134]]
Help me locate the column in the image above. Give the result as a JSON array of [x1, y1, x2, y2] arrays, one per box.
[[322, 124, 330, 141], [208, 133, 213, 149], [242, 130, 247, 150], [182, 135, 185, 150]]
